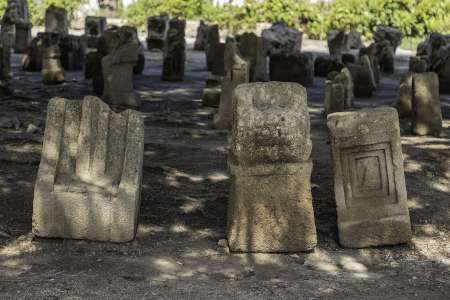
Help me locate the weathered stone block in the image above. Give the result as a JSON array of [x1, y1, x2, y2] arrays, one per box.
[[193, 20, 210, 51], [314, 56, 343, 77], [42, 43, 65, 85], [22, 35, 44, 71], [374, 26, 403, 52], [162, 18, 186, 81], [15, 23, 32, 54], [411, 72, 442, 136], [237, 32, 267, 82], [345, 63, 374, 98], [60, 35, 85, 71], [33, 96, 144, 242], [227, 82, 316, 253], [202, 87, 221, 107], [409, 57, 427, 73], [146, 14, 169, 51], [342, 53, 356, 64], [45, 5, 68, 34], [85, 16, 107, 48], [331, 68, 354, 109], [348, 30, 364, 49], [213, 41, 249, 129], [102, 42, 140, 108], [262, 22, 303, 56], [269, 52, 314, 86], [327, 107, 412, 248], [394, 72, 413, 118], [206, 43, 225, 76], [327, 30, 349, 59], [324, 81, 345, 116]]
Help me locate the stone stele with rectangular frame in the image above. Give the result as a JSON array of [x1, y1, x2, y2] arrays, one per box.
[[327, 107, 412, 248]]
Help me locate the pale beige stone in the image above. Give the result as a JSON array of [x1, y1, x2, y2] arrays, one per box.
[[227, 82, 317, 253], [327, 107, 412, 248], [33, 96, 144, 242]]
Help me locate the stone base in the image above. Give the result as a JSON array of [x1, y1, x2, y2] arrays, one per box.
[[339, 215, 412, 248], [227, 161, 317, 253]]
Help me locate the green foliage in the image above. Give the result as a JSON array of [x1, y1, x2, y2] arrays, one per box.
[[122, 0, 449, 40], [0, 0, 447, 39], [123, 0, 210, 27]]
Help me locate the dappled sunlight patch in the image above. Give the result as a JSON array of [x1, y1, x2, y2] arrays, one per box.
[[412, 234, 450, 266], [207, 172, 229, 182], [0, 234, 37, 258], [179, 198, 204, 214], [136, 224, 165, 238], [338, 255, 368, 277], [305, 250, 340, 275], [235, 253, 285, 267], [170, 223, 189, 233], [407, 197, 425, 209]]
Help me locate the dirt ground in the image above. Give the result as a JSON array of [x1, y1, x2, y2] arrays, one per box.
[[0, 40, 449, 299]]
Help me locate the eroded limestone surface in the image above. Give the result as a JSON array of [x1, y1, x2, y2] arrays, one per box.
[[227, 82, 317, 253], [33, 96, 144, 242], [327, 107, 412, 248]]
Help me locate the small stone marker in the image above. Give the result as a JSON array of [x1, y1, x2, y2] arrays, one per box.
[[33, 96, 144, 242], [161, 18, 186, 81], [227, 82, 317, 252], [327, 107, 412, 248], [411, 72, 442, 136], [45, 5, 68, 34], [213, 41, 249, 129]]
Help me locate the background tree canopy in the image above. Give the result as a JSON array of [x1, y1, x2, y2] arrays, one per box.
[[0, 0, 448, 40]]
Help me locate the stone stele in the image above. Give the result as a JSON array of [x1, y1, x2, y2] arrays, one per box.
[[213, 41, 249, 129], [33, 96, 144, 242], [227, 82, 317, 253], [327, 107, 412, 248], [411, 72, 443, 137], [45, 5, 68, 34]]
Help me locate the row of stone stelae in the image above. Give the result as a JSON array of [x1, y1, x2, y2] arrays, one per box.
[[31, 21, 437, 252], [200, 22, 443, 137], [32, 83, 413, 251]]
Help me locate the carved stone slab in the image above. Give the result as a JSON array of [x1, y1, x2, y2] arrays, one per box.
[[327, 107, 412, 248]]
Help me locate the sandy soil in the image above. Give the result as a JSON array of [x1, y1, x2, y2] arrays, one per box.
[[0, 40, 449, 299]]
